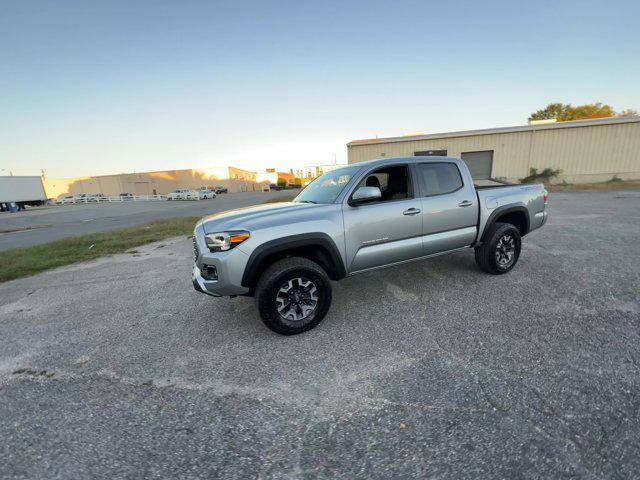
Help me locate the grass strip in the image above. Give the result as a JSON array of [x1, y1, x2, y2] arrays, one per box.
[[262, 194, 296, 203], [0, 216, 200, 283], [546, 180, 640, 192], [0, 225, 51, 234]]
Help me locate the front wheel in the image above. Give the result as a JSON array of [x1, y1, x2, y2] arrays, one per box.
[[474, 222, 522, 274], [255, 257, 332, 335]]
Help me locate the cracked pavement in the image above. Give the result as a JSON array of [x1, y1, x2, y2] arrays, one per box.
[[1, 190, 639, 479]]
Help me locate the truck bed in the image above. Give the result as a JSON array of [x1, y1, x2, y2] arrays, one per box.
[[475, 182, 547, 242], [473, 178, 515, 190]]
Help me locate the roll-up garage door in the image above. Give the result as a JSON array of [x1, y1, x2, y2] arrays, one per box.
[[461, 150, 493, 179]]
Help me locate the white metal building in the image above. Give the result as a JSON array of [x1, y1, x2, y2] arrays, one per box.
[[347, 116, 640, 184]]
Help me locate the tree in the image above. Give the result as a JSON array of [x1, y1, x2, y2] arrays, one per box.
[[529, 103, 567, 121], [528, 102, 636, 122], [618, 109, 638, 117]]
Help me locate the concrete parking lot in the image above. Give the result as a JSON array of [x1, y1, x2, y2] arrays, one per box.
[[0, 190, 293, 251], [1, 189, 639, 479]]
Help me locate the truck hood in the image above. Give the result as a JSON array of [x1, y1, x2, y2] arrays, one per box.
[[199, 202, 318, 233]]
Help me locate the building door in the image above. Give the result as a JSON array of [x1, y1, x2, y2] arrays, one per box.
[[414, 150, 447, 156], [461, 151, 493, 179]]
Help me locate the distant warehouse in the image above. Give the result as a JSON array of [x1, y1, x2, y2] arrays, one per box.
[[347, 116, 640, 184], [43, 166, 260, 200]]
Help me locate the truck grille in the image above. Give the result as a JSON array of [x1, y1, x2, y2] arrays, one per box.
[[193, 237, 199, 262]]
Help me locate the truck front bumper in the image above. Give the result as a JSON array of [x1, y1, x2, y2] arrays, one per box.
[[191, 224, 250, 297]]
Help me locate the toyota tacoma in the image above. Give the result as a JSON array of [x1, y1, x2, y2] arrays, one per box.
[[192, 157, 548, 335]]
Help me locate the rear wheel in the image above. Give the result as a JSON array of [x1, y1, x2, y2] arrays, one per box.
[[255, 257, 332, 335], [474, 222, 521, 274]]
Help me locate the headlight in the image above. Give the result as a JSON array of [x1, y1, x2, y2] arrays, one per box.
[[205, 231, 250, 252]]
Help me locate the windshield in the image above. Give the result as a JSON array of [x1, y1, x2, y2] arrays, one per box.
[[294, 167, 360, 204]]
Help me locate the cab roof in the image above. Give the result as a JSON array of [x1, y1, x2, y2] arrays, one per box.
[[346, 156, 462, 169]]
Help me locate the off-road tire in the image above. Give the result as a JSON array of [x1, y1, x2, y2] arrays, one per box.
[[255, 257, 332, 335], [474, 222, 522, 275]]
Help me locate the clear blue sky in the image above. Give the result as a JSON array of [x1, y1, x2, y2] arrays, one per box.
[[1, 0, 638, 177]]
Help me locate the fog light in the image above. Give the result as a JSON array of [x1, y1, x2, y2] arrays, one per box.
[[200, 264, 218, 281]]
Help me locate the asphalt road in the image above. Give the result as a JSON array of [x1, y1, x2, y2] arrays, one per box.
[[1, 190, 639, 479], [0, 190, 293, 251]]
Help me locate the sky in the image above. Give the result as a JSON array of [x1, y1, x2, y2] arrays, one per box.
[[1, 0, 638, 178]]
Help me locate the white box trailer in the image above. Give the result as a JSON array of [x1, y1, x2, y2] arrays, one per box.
[[0, 176, 48, 206]]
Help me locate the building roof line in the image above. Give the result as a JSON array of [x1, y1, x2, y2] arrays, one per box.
[[347, 116, 640, 147]]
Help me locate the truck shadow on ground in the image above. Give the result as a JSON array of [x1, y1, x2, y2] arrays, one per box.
[[213, 249, 483, 337]]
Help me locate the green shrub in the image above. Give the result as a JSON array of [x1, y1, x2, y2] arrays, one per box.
[[520, 167, 561, 184]]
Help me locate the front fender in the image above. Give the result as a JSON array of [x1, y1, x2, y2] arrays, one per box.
[[241, 233, 346, 288]]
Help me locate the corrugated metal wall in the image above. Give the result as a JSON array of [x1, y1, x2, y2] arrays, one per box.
[[347, 120, 640, 183]]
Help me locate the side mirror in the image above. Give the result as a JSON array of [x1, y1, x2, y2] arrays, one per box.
[[350, 186, 381, 205]]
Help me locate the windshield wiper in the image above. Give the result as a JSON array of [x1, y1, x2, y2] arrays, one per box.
[[296, 200, 317, 204]]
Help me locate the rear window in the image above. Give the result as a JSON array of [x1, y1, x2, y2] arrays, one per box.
[[416, 163, 464, 196]]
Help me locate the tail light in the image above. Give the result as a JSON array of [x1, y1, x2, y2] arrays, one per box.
[[543, 191, 549, 204]]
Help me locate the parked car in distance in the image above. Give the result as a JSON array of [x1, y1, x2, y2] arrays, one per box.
[[86, 193, 107, 202], [57, 194, 89, 204], [168, 188, 199, 200], [269, 184, 283, 191], [192, 156, 548, 335], [214, 186, 228, 194], [199, 187, 217, 199], [57, 195, 77, 204], [120, 193, 134, 200]]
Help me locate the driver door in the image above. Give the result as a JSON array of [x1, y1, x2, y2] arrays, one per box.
[[342, 164, 423, 273]]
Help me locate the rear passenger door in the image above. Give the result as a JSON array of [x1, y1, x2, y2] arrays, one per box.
[[414, 162, 478, 255]]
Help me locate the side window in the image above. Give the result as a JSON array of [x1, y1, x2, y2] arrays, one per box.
[[417, 163, 464, 196], [356, 165, 411, 202]]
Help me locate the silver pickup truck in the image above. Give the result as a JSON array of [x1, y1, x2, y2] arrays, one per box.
[[192, 156, 548, 334]]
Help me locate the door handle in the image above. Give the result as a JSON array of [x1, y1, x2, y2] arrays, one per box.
[[403, 208, 421, 216], [458, 200, 473, 208]]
